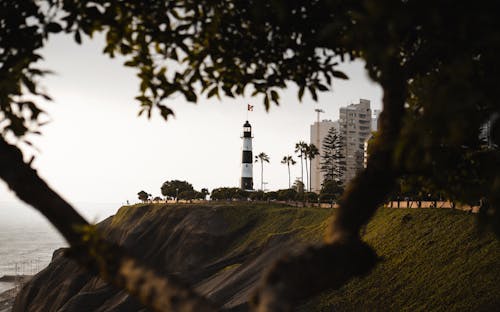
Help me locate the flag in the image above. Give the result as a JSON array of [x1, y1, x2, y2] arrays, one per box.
[[247, 104, 254, 111]]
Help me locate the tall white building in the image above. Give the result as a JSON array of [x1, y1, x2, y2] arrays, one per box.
[[339, 99, 372, 183], [310, 99, 374, 193], [310, 119, 339, 193]]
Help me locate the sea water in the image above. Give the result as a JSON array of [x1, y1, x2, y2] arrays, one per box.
[[0, 201, 121, 293]]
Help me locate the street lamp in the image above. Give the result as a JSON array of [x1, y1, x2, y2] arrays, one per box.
[[176, 188, 179, 202]]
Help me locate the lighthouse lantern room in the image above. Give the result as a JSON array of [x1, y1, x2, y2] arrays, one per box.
[[241, 121, 254, 190]]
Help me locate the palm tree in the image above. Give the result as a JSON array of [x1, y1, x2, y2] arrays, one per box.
[[306, 144, 320, 192], [301, 143, 311, 190], [255, 152, 270, 191], [281, 155, 296, 189], [295, 141, 307, 186]]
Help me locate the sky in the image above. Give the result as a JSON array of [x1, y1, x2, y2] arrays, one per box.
[[0, 33, 383, 218]]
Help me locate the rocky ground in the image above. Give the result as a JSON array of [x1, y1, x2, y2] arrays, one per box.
[[0, 288, 16, 312], [0, 275, 31, 312], [13, 203, 316, 311]]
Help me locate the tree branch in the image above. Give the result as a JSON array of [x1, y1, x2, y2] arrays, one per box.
[[250, 240, 378, 312], [0, 137, 216, 312], [253, 61, 407, 311], [329, 64, 407, 242]]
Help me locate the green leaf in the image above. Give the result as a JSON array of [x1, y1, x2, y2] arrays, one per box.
[[317, 84, 329, 91], [74, 30, 82, 44], [270, 90, 279, 105], [183, 89, 197, 102], [207, 86, 219, 98], [264, 94, 270, 111], [21, 76, 37, 94], [308, 86, 318, 101], [158, 105, 175, 121], [47, 22, 62, 33], [298, 86, 305, 101], [332, 70, 348, 80]]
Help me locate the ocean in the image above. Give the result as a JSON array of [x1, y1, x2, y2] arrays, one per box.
[[0, 201, 121, 293]]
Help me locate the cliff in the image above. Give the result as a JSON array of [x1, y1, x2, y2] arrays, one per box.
[[13, 203, 500, 311]]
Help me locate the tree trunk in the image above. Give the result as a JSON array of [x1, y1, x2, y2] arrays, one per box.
[[300, 154, 304, 185], [288, 163, 291, 189], [261, 160, 264, 191], [304, 157, 309, 192], [253, 62, 407, 310], [0, 137, 215, 312], [309, 158, 312, 193]]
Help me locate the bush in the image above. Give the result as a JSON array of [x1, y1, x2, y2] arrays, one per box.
[[264, 191, 279, 201], [277, 189, 298, 201], [211, 187, 249, 200], [249, 190, 265, 201], [304, 192, 318, 202], [319, 180, 343, 202]]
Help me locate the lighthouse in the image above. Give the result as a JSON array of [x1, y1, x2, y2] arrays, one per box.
[[241, 121, 254, 190]]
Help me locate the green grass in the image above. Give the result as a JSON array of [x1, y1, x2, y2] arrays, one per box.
[[298, 208, 500, 311], [216, 203, 332, 252], [112, 203, 499, 311]]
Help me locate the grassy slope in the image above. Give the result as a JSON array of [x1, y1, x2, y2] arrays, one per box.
[[216, 203, 333, 251], [110, 203, 499, 311], [298, 208, 500, 312]]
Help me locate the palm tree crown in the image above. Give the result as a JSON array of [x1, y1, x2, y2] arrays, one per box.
[[255, 152, 270, 163]]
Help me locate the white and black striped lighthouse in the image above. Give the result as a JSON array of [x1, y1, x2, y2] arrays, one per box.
[[241, 121, 254, 190]]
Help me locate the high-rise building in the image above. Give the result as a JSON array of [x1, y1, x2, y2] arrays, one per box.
[[310, 119, 339, 193], [339, 99, 372, 183], [310, 99, 374, 192]]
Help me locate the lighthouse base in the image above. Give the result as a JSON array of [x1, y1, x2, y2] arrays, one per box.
[[241, 177, 253, 191]]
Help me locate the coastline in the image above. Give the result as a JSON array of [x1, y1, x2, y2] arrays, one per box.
[[0, 275, 32, 312], [0, 287, 16, 312]]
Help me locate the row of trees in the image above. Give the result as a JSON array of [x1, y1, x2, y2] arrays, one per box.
[[210, 186, 325, 203], [137, 180, 209, 203], [253, 141, 320, 193], [137, 129, 349, 205], [258, 129, 346, 195], [294, 141, 320, 192], [138, 179, 343, 204]]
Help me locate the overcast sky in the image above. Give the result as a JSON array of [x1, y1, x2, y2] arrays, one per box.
[[0, 33, 382, 218]]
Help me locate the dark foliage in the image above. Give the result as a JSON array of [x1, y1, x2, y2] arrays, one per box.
[[160, 180, 194, 198], [320, 180, 344, 203], [210, 187, 248, 201], [320, 126, 345, 183], [137, 190, 150, 202], [2, 1, 500, 311]]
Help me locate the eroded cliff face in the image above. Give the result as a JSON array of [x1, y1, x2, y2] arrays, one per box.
[[13, 204, 315, 312], [12, 205, 500, 311]]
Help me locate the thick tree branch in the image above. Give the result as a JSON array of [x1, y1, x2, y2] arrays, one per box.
[[250, 240, 378, 312], [329, 64, 407, 242], [253, 61, 407, 311], [0, 137, 216, 312]]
